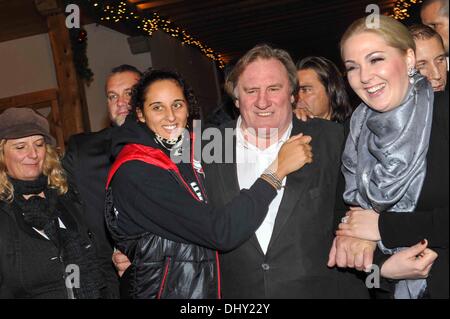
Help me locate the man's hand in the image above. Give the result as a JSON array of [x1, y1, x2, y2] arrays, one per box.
[[381, 240, 438, 280], [328, 236, 376, 271], [112, 250, 131, 277]]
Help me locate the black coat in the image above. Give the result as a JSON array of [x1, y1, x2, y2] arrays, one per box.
[[0, 189, 104, 298], [203, 118, 370, 298], [62, 127, 119, 298], [376, 90, 449, 299]]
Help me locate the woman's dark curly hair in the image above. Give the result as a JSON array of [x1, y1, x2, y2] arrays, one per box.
[[130, 68, 200, 124]]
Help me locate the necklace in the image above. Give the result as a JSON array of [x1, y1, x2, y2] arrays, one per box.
[[154, 131, 185, 151]]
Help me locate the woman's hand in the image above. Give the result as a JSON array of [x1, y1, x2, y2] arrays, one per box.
[[336, 207, 381, 241], [327, 235, 377, 271], [112, 250, 131, 277], [271, 133, 313, 180], [381, 240, 438, 280], [293, 108, 315, 122]]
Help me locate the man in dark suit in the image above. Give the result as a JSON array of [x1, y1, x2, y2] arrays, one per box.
[[202, 44, 368, 298], [62, 65, 142, 298]]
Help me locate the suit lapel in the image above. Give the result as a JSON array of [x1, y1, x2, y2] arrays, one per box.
[[215, 123, 264, 254], [267, 119, 315, 252], [215, 122, 240, 201]]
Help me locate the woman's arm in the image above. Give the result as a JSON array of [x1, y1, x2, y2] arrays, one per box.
[[379, 207, 449, 248], [336, 206, 449, 248], [112, 162, 276, 252]]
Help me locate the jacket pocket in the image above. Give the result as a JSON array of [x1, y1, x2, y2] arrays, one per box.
[[157, 257, 171, 299]]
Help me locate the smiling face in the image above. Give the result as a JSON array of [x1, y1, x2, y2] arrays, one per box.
[[235, 58, 293, 139], [3, 135, 46, 181], [297, 68, 331, 119], [415, 36, 447, 91], [136, 79, 189, 140], [342, 32, 415, 113]]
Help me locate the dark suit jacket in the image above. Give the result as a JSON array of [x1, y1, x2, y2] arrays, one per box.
[[375, 90, 449, 299], [62, 126, 119, 298], [203, 118, 369, 298]]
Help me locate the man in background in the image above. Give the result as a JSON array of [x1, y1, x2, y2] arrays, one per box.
[[63, 64, 142, 298], [421, 0, 449, 55], [409, 24, 448, 91], [296, 56, 353, 123]]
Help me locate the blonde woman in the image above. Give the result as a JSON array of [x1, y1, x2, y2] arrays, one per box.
[[330, 15, 448, 299], [0, 107, 104, 298]]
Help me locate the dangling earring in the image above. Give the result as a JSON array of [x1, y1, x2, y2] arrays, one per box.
[[407, 67, 417, 84]]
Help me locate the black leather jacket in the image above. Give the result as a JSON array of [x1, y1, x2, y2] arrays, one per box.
[[104, 142, 220, 299], [105, 200, 220, 299]]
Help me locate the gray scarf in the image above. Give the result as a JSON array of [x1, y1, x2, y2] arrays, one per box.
[[342, 74, 434, 299]]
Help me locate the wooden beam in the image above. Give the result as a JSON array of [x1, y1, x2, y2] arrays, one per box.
[[0, 0, 48, 43], [33, 0, 87, 140], [135, 0, 185, 10], [34, 0, 63, 15], [46, 13, 85, 140], [0, 88, 57, 109]]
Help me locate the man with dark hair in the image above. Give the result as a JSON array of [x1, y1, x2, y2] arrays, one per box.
[[421, 0, 449, 54], [296, 56, 353, 123], [62, 64, 142, 298], [409, 24, 448, 91]]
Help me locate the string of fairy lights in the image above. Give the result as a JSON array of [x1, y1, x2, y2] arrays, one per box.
[[88, 1, 225, 68], [391, 0, 422, 20], [85, 0, 422, 69]]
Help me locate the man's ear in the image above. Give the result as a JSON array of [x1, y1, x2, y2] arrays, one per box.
[[235, 99, 240, 109], [136, 108, 145, 122], [233, 87, 240, 109]]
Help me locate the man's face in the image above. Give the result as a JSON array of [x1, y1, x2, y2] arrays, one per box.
[[235, 58, 294, 140], [106, 71, 140, 126], [415, 37, 447, 91], [421, 2, 449, 53], [297, 68, 331, 120]]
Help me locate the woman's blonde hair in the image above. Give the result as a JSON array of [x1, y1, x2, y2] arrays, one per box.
[[340, 15, 416, 58], [0, 139, 68, 203]]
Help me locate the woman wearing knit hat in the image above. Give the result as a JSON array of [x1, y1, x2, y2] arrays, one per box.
[[0, 107, 105, 299]]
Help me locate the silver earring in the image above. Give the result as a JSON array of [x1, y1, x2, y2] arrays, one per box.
[[407, 67, 417, 84]]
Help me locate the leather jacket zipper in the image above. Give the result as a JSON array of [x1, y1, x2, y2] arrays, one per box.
[[157, 257, 171, 299]]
